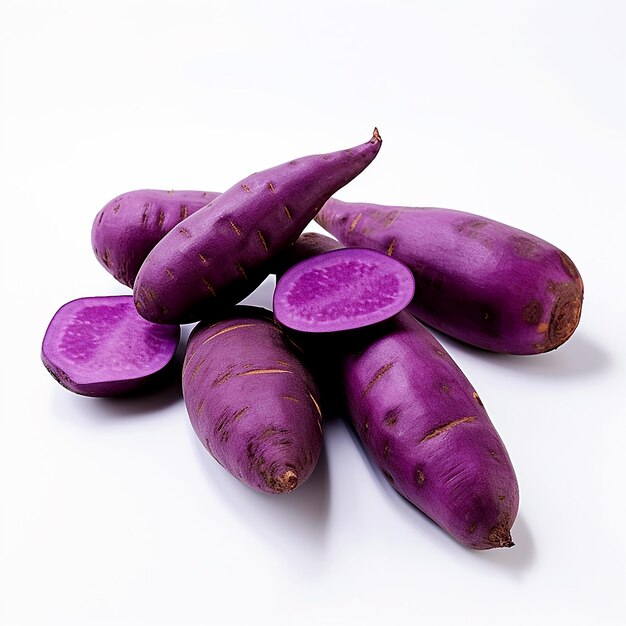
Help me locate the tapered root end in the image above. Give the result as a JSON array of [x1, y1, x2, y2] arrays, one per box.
[[488, 525, 515, 549], [371, 127, 382, 143], [269, 470, 299, 494]]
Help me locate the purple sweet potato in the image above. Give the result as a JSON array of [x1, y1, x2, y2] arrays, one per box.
[[41, 296, 180, 396], [134, 130, 382, 324], [316, 198, 583, 354], [182, 306, 322, 494], [278, 233, 519, 548], [338, 311, 519, 549], [92, 189, 220, 287], [273, 247, 415, 332]]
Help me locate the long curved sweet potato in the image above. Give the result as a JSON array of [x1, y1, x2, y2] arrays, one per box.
[[134, 130, 382, 324], [316, 199, 583, 354]]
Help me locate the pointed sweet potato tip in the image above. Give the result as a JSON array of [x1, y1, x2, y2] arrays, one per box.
[[488, 524, 515, 548], [372, 127, 382, 142], [271, 470, 299, 494]]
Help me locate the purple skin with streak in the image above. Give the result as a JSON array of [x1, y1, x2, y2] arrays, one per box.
[[41, 296, 180, 397], [182, 306, 323, 494], [316, 198, 583, 354], [134, 130, 382, 324], [340, 311, 519, 549], [280, 233, 519, 549], [273, 247, 415, 332], [92, 189, 221, 287]]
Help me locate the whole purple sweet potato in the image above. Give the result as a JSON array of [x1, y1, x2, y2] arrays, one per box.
[[92, 189, 220, 287], [182, 306, 322, 494], [316, 198, 583, 354], [339, 311, 519, 549], [134, 130, 382, 324], [41, 296, 180, 396]]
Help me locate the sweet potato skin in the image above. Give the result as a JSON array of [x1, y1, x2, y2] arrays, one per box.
[[338, 311, 519, 549], [134, 131, 382, 324], [182, 306, 323, 494], [91, 189, 220, 287], [316, 199, 583, 354]]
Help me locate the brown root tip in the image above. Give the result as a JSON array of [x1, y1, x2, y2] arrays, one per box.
[[488, 525, 515, 548], [272, 470, 299, 494], [371, 127, 382, 143]]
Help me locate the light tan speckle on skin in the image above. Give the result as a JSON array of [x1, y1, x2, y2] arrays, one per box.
[[349, 213, 362, 231], [537, 322, 549, 333], [198, 253, 208, 265], [201, 323, 256, 345], [257, 230, 269, 252], [387, 239, 396, 256], [283, 205, 292, 220], [165, 269, 174, 279], [229, 221, 242, 236], [241, 184, 251, 193]]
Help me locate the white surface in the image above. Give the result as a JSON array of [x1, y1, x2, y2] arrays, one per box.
[[1, 1, 625, 625]]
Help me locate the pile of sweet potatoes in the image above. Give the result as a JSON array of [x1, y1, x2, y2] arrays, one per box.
[[42, 129, 583, 550]]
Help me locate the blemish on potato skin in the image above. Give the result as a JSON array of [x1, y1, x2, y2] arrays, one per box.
[[415, 468, 425, 486], [383, 470, 395, 484], [165, 268, 174, 279], [472, 391, 483, 407], [229, 220, 242, 236], [469, 522, 478, 534], [257, 230, 269, 252], [283, 205, 292, 220], [537, 322, 549, 333], [440, 384, 449, 393], [201, 323, 255, 344], [349, 213, 363, 231], [522, 300, 543, 325], [383, 443, 390, 459], [98, 211, 105, 224], [157, 210, 165, 229], [420, 416, 476, 443], [386, 239, 396, 256], [559, 251, 580, 279], [201, 278, 216, 296], [383, 410, 398, 427], [363, 361, 395, 395], [198, 253, 208, 265], [113, 203, 121, 213], [268, 182, 276, 192], [180, 205, 189, 219], [179, 227, 191, 238], [241, 184, 252, 193], [236, 262, 248, 280]]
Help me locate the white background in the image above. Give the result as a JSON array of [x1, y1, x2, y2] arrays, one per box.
[[1, 1, 625, 625]]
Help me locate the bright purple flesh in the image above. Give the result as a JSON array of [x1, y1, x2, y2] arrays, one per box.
[[41, 296, 180, 396], [273, 248, 415, 332]]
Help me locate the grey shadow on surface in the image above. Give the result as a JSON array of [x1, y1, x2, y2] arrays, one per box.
[[190, 425, 331, 564], [435, 330, 612, 379]]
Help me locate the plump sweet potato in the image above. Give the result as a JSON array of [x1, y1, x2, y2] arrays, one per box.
[[92, 189, 220, 287], [316, 198, 583, 354], [273, 247, 414, 332], [41, 296, 180, 396], [182, 306, 322, 494], [338, 312, 519, 548], [134, 130, 382, 324]]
